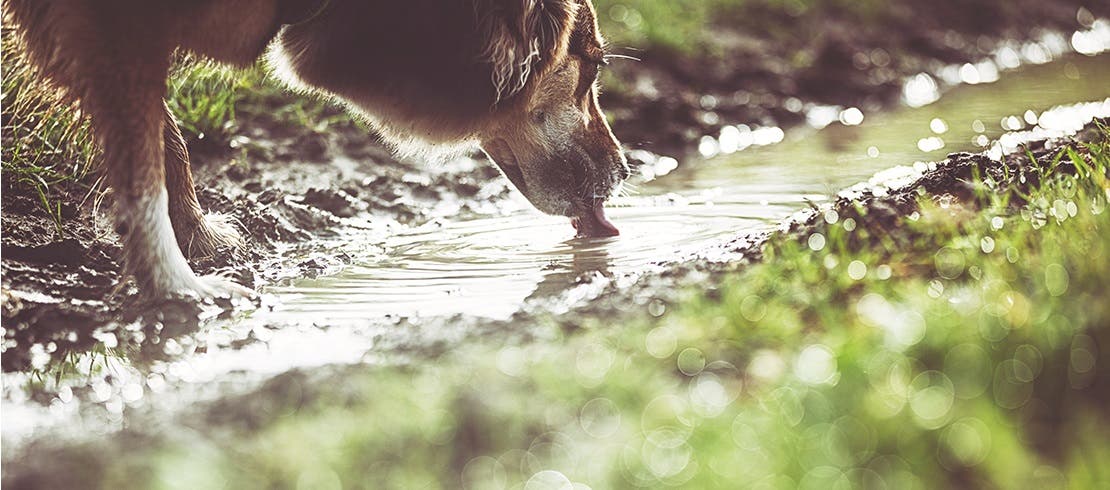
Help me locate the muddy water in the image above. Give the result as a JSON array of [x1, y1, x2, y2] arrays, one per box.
[[265, 52, 1110, 321]]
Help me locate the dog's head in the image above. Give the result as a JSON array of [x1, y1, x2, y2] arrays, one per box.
[[476, 0, 628, 237], [274, 0, 627, 235]]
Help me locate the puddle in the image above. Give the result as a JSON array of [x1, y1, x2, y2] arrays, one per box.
[[263, 52, 1110, 322], [264, 200, 790, 320]]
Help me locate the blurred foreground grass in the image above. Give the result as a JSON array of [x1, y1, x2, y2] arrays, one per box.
[[124, 129, 1110, 489]]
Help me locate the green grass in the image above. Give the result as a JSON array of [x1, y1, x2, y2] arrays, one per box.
[[593, 0, 865, 55], [166, 57, 357, 147], [165, 59, 254, 145], [1, 30, 97, 229], [1, 29, 347, 222], [66, 129, 1107, 489]]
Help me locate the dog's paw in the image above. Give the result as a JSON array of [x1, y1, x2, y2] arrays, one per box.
[[127, 274, 255, 313], [195, 274, 255, 301], [124, 274, 255, 324]]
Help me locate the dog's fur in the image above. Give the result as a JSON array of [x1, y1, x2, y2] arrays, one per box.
[[5, 0, 627, 298]]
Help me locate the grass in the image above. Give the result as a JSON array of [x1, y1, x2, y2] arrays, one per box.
[[165, 59, 255, 146], [593, 0, 1098, 60], [1, 30, 97, 230], [1, 28, 348, 224], [593, 0, 873, 55], [48, 128, 1105, 489], [166, 57, 358, 147]]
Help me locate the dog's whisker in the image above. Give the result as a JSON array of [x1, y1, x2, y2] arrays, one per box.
[[603, 54, 641, 63]]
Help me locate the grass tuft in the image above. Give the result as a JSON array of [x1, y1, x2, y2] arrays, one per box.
[[1, 28, 97, 228], [1, 33, 350, 223]]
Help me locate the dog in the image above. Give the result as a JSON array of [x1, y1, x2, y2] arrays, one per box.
[[5, 0, 628, 299]]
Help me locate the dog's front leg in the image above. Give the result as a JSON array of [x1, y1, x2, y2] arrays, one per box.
[[86, 56, 248, 299]]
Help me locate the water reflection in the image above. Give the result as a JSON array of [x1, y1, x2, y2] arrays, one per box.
[[0, 297, 219, 441], [264, 201, 773, 321], [527, 239, 614, 302]]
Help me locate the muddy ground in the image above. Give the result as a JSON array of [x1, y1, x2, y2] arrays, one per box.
[[1, 110, 519, 372], [601, 0, 1110, 155]]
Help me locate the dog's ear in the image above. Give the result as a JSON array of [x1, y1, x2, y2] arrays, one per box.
[[474, 0, 579, 104]]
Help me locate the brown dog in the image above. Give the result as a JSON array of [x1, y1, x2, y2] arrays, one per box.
[[5, 0, 628, 299]]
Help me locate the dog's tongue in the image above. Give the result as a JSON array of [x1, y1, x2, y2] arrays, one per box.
[[571, 199, 619, 238]]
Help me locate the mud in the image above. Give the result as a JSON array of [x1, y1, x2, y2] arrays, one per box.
[[602, 0, 1110, 155], [4, 1, 1107, 344], [3, 54, 1108, 390]]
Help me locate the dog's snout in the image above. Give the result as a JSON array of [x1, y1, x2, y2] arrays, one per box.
[[584, 152, 627, 201]]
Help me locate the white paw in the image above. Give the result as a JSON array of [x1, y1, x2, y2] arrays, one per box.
[[194, 274, 255, 300]]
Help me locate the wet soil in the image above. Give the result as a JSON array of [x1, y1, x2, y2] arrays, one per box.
[[5, 2, 1107, 348], [602, 0, 1109, 155]]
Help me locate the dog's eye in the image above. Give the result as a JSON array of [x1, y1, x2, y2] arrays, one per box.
[[532, 110, 547, 124]]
